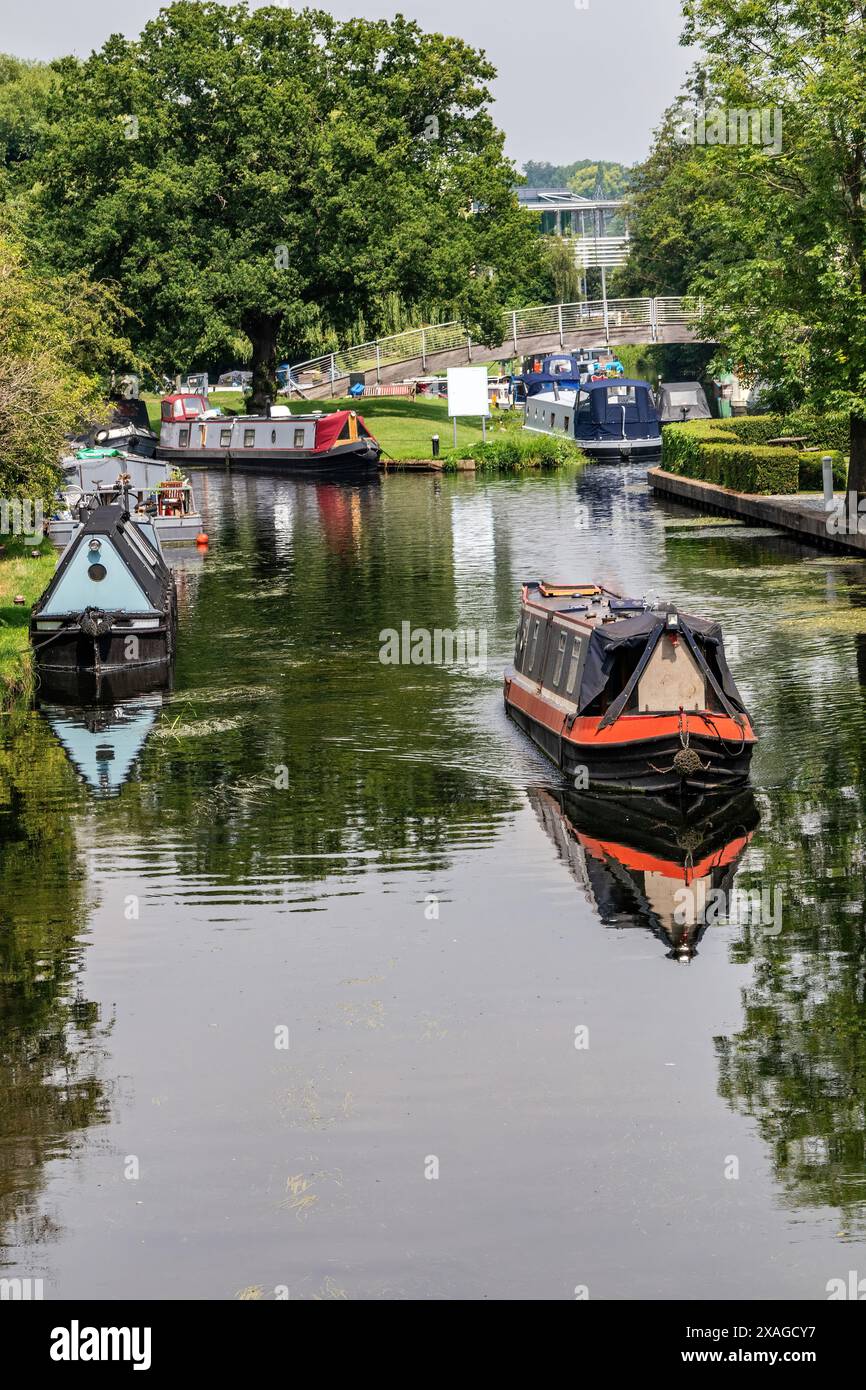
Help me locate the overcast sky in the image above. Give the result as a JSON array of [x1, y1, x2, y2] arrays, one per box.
[[2, 0, 694, 168]]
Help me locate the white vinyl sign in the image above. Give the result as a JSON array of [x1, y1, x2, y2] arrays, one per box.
[[447, 367, 490, 418]]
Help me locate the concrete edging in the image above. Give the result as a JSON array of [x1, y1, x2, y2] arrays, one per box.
[[646, 467, 866, 555]]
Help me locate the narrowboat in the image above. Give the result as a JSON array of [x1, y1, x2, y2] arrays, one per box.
[[523, 377, 662, 462], [504, 582, 756, 793], [30, 500, 177, 674], [656, 380, 712, 424], [49, 450, 203, 547], [156, 393, 381, 473], [530, 784, 759, 961]]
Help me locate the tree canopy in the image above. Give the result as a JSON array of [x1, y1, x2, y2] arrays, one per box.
[[35, 1, 542, 408], [623, 0, 866, 488]]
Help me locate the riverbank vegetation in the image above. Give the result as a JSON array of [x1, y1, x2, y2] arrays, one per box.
[[662, 416, 848, 496], [442, 432, 584, 472], [620, 0, 866, 509], [0, 537, 56, 706]]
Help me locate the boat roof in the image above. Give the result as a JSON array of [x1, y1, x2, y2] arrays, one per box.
[[580, 377, 651, 393], [521, 582, 650, 627], [39, 503, 171, 615]]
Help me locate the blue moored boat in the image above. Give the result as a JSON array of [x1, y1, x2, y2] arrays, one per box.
[[523, 377, 662, 462], [30, 499, 177, 675]]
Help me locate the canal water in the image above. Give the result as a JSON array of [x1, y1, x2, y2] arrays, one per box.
[[2, 463, 866, 1300]]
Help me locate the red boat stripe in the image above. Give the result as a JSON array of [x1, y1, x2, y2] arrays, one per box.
[[504, 679, 756, 746], [578, 832, 753, 878]]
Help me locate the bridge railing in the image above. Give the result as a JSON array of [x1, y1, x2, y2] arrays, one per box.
[[288, 296, 703, 389]]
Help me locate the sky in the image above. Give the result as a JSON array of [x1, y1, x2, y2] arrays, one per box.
[[1, 0, 695, 169]]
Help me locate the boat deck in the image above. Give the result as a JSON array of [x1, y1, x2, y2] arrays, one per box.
[[521, 582, 650, 630]]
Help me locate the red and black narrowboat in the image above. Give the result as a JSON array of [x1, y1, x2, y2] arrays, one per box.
[[156, 394, 380, 474], [504, 582, 756, 793]]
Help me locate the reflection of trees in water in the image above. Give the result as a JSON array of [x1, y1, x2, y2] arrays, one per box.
[[0, 710, 110, 1262], [715, 781, 866, 1231], [97, 477, 523, 887]]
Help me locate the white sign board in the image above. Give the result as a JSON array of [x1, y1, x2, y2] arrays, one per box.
[[447, 367, 489, 418]]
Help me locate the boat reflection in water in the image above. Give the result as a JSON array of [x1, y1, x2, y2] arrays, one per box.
[[530, 785, 760, 961], [37, 664, 171, 798]]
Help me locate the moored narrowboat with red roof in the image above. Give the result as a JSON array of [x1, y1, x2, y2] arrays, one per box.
[[504, 582, 756, 794], [157, 393, 380, 473]]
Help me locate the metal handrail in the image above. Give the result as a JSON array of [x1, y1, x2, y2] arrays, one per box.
[[288, 296, 703, 385]]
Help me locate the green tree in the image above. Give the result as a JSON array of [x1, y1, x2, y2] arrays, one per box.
[[0, 227, 130, 504], [0, 54, 54, 189], [36, 2, 541, 411], [652, 1, 866, 494]]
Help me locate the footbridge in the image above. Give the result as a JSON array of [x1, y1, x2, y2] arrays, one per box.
[[287, 296, 711, 398]]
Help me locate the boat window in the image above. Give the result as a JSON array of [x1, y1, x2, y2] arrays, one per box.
[[552, 630, 568, 685], [244, 429, 255, 447], [565, 638, 582, 695], [607, 386, 637, 406], [271, 429, 277, 444], [338, 419, 352, 440], [220, 428, 232, 448], [179, 428, 189, 448], [294, 428, 305, 448], [161, 402, 172, 421], [528, 618, 540, 670], [563, 417, 570, 431], [173, 400, 185, 418]]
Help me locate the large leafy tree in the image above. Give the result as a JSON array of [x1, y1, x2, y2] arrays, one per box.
[[36, 1, 540, 409], [634, 1, 866, 495]]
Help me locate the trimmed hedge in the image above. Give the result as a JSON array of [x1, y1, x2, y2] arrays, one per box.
[[797, 449, 847, 491], [662, 416, 848, 495], [443, 432, 585, 471]]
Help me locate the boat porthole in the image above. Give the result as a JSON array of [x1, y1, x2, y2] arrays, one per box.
[[271, 429, 277, 444], [88, 562, 107, 581]]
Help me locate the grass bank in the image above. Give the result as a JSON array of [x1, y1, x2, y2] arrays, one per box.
[[0, 538, 56, 708]]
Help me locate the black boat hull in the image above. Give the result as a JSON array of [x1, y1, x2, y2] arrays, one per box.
[[505, 694, 754, 795], [32, 621, 175, 674], [156, 439, 381, 474]]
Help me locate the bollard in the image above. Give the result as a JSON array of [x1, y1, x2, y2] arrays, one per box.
[[432, 434, 440, 459], [822, 455, 835, 511]]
